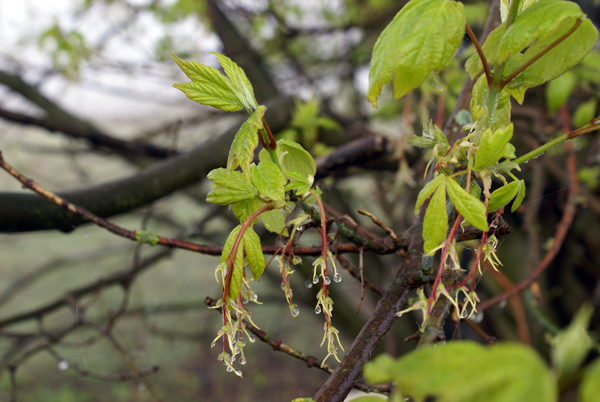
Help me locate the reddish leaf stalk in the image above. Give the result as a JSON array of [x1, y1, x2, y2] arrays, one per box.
[[465, 23, 493, 88]]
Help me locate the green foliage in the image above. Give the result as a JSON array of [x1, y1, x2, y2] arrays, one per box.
[[364, 341, 557, 402], [487, 180, 520, 212], [228, 107, 266, 181], [423, 184, 447, 254], [206, 169, 256, 205], [367, 0, 465, 106], [242, 227, 266, 280], [252, 160, 287, 204], [545, 71, 576, 114], [580, 358, 600, 402], [573, 99, 597, 128], [445, 176, 488, 231], [551, 304, 594, 378], [38, 23, 90, 80], [474, 124, 514, 171]]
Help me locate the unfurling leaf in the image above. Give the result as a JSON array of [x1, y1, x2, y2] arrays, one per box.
[[260, 209, 288, 236], [446, 177, 488, 231], [277, 139, 317, 179], [367, 0, 465, 107], [423, 184, 448, 254], [221, 226, 245, 300], [172, 54, 243, 112], [211, 52, 259, 112], [487, 180, 520, 212], [243, 227, 265, 280], [474, 124, 514, 171], [206, 168, 256, 205]]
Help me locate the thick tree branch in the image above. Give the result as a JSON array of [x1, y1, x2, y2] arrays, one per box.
[[0, 72, 173, 158]]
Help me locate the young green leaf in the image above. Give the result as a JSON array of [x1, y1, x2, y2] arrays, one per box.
[[212, 52, 259, 112], [392, 341, 557, 402], [252, 160, 287, 202], [414, 174, 446, 214], [367, 0, 466, 107], [470, 180, 482, 200], [207, 168, 255, 192], [512, 180, 526, 212], [573, 98, 597, 128], [505, 19, 597, 93], [551, 303, 594, 378], [487, 180, 520, 212], [446, 178, 488, 231], [363, 354, 396, 384], [260, 209, 288, 236], [206, 187, 256, 205], [243, 226, 265, 280], [406, 135, 438, 148], [228, 107, 266, 181], [498, 0, 585, 65], [172, 55, 244, 112], [474, 124, 514, 171], [546, 71, 576, 114], [423, 184, 448, 254], [232, 197, 265, 222], [580, 358, 600, 402], [469, 76, 511, 129]]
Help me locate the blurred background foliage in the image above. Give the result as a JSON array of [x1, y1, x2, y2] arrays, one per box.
[[0, 0, 600, 401]]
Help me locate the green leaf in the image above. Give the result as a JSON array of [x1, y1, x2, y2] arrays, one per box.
[[135, 230, 159, 246], [260, 209, 288, 236], [232, 197, 265, 222], [423, 184, 448, 254], [393, 341, 557, 402], [228, 107, 267, 181], [474, 124, 514, 171], [206, 187, 256, 205], [212, 52, 258, 111], [493, 161, 520, 174], [414, 174, 446, 214], [503, 143, 516, 160], [487, 180, 520, 212], [573, 99, 598, 128], [252, 161, 286, 202], [505, 19, 597, 93], [277, 139, 317, 179], [446, 178, 488, 231], [367, 0, 466, 107], [546, 71, 576, 114], [171, 54, 244, 112], [498, 0, 585, 64], [221, 226, 245, 300], [580, 358, 600, 402], [470, 180, 482, 200], [207, 168, 255, 192], [363, 354, 396, 384], [243, 226, 265, 280], [551, 303, 594, 378], [512, 180, 526, 212], [469, 75, 511, 129]]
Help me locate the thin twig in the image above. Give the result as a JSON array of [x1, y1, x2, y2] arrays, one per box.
[[357, 209, 401, 245], [465, 23, 493, 88], [336, 255, 383, 296]]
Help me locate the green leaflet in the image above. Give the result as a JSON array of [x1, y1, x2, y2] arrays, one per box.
[[406, 136, 437, 148], [386, 341, 557, 402], [206, 168, 256, 205], [232, 197, 265, 222], [573, 99, 597, 128], [172, 54, 244, 112], [367, 0, 465, 107], [277, 139, 317, 180], [505, 19, 597, 94], [512, 180, 526, 212], [580, 358, 600, 402], [243, 226, 265, 280], [212, 52, 259, 112], [498, 0, 585, 65], [551, 304, 594, 378], [252, 160, 287, 202], [414, 174, 446, 214], [221, 226, 245, 300], [503, 143, 516, 160], [363, 354, 396, 384], [446, 177, 488, 231], [227, 107, 266, 182], [135, 230, 159, 246], [474, 124, 514, 171], [545, 71, 576, 114], [487, 180, 520, 212], [284, 171, 311, 196], [423, 184, 448, 254], [260, 209, 288, 236], [470, 180, 482, 200]]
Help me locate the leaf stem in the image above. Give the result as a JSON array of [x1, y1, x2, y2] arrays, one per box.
[[498, 19, 583, 89], [465, 23, 493, 88]]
